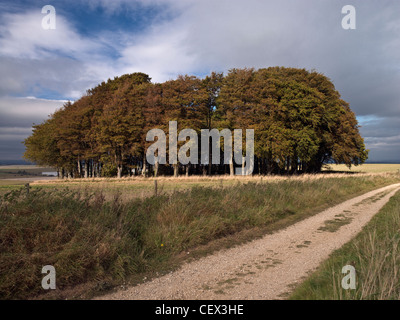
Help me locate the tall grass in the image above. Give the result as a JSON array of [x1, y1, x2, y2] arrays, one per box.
[[0, 187, 158, 299], [290, 190, 400, 300], [1, 174, 399, 299]]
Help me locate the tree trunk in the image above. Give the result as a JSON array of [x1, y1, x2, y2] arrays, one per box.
[[293, 157, 298, 174], [286, 157, 290, 174], [95, 162, 100, 177], [229, 156, 234, 176], [173, 164, 179, 177], [208, 135, 212, 175], [117, 165, 123, 178], [77, 159, 82, 178], [89, 160, 93, 178], [142, 153, 147, 177], [84, 161, 89, 178], [154, 159, 159, 177], [92, 162, 97, 177]]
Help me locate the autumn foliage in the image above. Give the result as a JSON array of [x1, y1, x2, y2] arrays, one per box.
[[23, 67, 368, 178]]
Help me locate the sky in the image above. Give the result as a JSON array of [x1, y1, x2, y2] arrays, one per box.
[[0, 0, 399, 163]]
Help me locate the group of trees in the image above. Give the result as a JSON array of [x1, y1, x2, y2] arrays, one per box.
[[23, 67, 368, 178]]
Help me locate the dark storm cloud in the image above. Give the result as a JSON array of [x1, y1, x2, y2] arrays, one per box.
[[0, 0, 399, 162], [0, 139, 27, 160], [0, 97, 66, 159], [0, 97, 66, 127], [0, 57, 95, 99]]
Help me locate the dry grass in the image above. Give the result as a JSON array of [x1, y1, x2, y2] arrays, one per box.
[[325, 163, 400, 173], [1, 172, 399, 299], [27, 172, 399, 202]]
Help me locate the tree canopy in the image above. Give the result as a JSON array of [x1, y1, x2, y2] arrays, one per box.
[[23, 67, 368, 177]]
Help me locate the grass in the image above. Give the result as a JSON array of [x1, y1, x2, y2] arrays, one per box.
[[0, 166, 55, 179], [318, 216, 353, 233], [19, 171, 400, 200], [289, 189, 400, 300], [0, 180, 30, 187], [0, 165, 57, 189], [0, 173, 399, 299], [325, 163, 400, 173], [0, 163, 398, 195]]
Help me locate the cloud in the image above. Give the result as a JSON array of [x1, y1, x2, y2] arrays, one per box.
[[358, 116, 400, 138], [113, 0, 400, 161], [0, 8, 120, 99], [0, 96, 66, 159], [0, 96, 66, 127], [0, 127, 33, 141], [117, 29, 197, 82], [0, 140, 27, 160], [0, 56, 93, 99], [358, 115, 400, 162], [362, 135, 400, 162], [0, 0, 399, 162], [0, 10, 100, 60]]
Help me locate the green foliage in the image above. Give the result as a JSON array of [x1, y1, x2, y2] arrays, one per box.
[[23, 68, 368, 177], [100, 159, 118, 177], [217, 67, 368, 173]]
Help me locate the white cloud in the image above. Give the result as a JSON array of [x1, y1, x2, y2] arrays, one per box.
[[0, 9, 118, 98], [0, 0, 399, 161], [0, 10, 100, 60], [117, 29, 197, 82]]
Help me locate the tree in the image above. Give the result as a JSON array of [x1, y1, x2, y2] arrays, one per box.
[[161, 75, 208, 176], [92, 73, 151, 178], [217, 68, 256, 175], [217, 67, 368, 174], [23, 68, 368, 178], [23, 109, 73, 177]]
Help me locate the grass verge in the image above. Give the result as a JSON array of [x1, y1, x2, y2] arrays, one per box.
[[289, 189, 400, 300], [0, 174, 399, 299]]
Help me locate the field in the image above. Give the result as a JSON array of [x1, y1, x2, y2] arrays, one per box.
[[1, 164, 400, 299], [0, 165, 57, 189], [0, 163, 399, 197], [324, 163, 400, 173]]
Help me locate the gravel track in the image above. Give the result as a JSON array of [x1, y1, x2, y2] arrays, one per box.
[[97, 183, 400, 300]]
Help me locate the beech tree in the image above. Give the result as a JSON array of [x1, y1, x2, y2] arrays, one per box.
[[160, 75, 209, 176], [92, 74, 150, 178], [217, 67, 368, 173], [24, 68, 368, 177]]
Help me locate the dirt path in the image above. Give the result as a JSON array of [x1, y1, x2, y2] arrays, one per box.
[[97, 183, 400, 300]]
